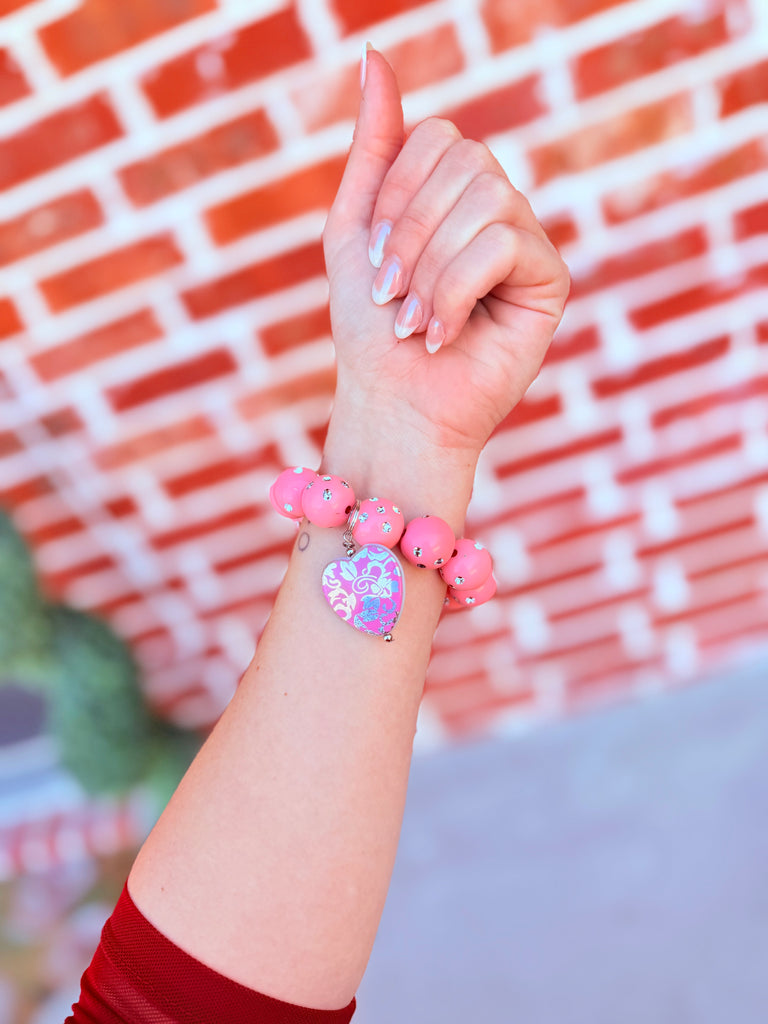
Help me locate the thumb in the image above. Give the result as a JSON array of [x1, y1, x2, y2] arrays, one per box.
[[327, 47, 404, 240]]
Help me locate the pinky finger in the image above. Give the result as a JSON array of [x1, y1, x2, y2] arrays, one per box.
[[426, 223, 565, 354]]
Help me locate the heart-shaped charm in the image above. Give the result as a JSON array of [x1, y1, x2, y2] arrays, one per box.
[[322, 543, 404, 639]]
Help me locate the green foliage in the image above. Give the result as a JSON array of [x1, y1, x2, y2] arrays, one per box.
[[45, 604, 157, 794], [0, 509, 200, 799], [0, 512, 52, 682]]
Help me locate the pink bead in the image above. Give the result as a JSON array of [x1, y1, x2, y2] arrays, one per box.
[[439, 538, 493, 590], [446, 573, 497, 609], [301, 474, 356, 528], [400, 515, 455, 569], [269, 467, 318, 520], [352, 498, 405, 549]]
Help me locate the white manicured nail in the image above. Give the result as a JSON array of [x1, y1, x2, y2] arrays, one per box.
[[368, 220, 391, 268], [426, 317, 445, 354], [395, 294, 422, 340], [372, 255, 403, 305]]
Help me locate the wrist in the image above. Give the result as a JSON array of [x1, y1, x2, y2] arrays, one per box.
[[321, 395, 478, 535]]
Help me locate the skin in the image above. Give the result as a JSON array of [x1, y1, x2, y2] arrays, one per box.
[[127, 49, 569, 1011]]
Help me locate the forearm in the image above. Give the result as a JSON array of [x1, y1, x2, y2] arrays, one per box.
[[128, 414, 477, 1009]]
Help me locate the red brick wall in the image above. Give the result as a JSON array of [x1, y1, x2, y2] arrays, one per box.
[[2, 0, 767, 744]]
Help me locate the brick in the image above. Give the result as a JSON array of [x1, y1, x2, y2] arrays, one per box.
[[0, 296, 22, 339], [0, 474, 53, 507], [545, 324, 600, 363], [40, 0, 215, 76], [541, 213, 578, 250], [237, 367, 336, 420], [152, 503, 260, 550], [530, 511, 640, 552], [164, 442, 275, 498], [497, 426, 622, 479], [182, 240, 325, 319], [292, 25, 463, 132], [119, 109, 278, 207], [213, 537, 293, 574], [602, 140, 768, 224], [27, 515, 86, 546], [442, 76, 546, 140], [697, 601, 768, 651], [106, 348, 237, 411], [629, 278, 741, 330], [141, 8, 312, 119], [104, 495, 136, 518], [40, 554, 116, 599], [531, 95, 693, 184], [567, 653, 659, 702], [677, 470, 768, 512], [617, 431, 741, 484], [436, 686, 535, 739], [574, 8, 746, 100], [260, 304, 331, 358], [549, 586, 650, 623], [0, 190, 103, 267], [0, 430, 22, 457], [31, 309, 162, 382], [594, 334, 729, 398], [653, 373, 768, 428], [39, 407, 83, 437], [332, 0, 432, 34], [0, 0, 34, 14], [206, 155, 346, 245], [40, 235, 183, 312], [656, 588, 760, 629], [494, 392, 562, 432], [97, 414, 213, 468], [0, 47, 29, 107], [639, 514, 754, 561], [570, 226, 708, 298], [0, 95, 122, 191], [735, 198, 768, 239], [482, 0, 633, 52], [718, 58, 768, 117]]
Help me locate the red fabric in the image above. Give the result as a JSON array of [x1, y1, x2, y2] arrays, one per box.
[[66, 883, 356, 1023]]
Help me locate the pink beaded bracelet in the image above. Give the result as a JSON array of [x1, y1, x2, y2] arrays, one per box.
[[270, 467, 496, 641]]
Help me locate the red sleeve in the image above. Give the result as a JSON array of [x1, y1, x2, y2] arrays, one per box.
[[66, 883, 356, 1024]]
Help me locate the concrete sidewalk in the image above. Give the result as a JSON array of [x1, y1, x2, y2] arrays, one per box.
[[357, 659, 768, 1023]]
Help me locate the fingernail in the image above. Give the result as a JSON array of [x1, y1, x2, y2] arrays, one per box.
[[372, 255, 403, 305], [426, 317, 445, 354], [368, 220, 391, 268], [395, 294, 423, 340], [360, 41, 372, 92]]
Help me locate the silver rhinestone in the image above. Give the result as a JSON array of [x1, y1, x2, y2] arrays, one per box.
[[377, 505, 386, 514], [382, 522, 392, 533], [359, 512, 369, 522], [435, 558, 444, 566], [284, 503, 293, 512], [455, 576, 465, 585], [413, 546, 423, 557], [323, 488, 333, 501], [465, 596, 476, 604]]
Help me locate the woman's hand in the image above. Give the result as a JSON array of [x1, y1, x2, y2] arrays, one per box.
[[322, 48, 570, 463]]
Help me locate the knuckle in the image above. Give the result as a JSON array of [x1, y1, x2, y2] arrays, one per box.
[[452, 138, 494, 174], [474, 169, 514, 206], [397, 203, 435, 239], [416, 116, 462, 145]]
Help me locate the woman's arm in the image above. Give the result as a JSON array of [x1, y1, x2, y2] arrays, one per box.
[[127, 48, 568, 1012]]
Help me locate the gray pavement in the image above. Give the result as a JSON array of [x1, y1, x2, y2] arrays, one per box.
[[357, 659, 768, 1024]]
